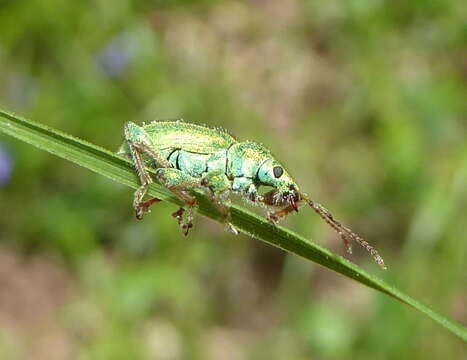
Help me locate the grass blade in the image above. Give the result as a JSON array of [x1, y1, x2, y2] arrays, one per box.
[[0, 108, 465, 342]]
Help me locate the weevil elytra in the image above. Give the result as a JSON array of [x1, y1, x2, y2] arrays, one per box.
[[118, 120, 386, 269]]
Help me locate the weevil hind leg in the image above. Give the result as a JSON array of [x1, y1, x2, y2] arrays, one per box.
[[155, 168, 201, 236], [136, 197, 162, 220], [124, 122, 172, 220], [124, 122, 171, 168], [127, 143, 153, 220]]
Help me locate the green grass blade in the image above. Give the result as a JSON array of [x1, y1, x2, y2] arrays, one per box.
[[0, 109, 465, 342]]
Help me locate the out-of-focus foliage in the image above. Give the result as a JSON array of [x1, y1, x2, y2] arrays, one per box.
[[0, 0, 465, 359]]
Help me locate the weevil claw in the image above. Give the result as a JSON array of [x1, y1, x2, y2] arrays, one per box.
[[135, 197, 162, 221], [172, 208, 194, 236], [172, 208, 185, 222], [135, 208, 145, 221], [182, 223, 193, 236], [226, 223, 239, 235], [267, 213, 280, 224]]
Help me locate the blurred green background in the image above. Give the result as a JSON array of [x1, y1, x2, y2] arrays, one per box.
[[0, 0, 466, 359]]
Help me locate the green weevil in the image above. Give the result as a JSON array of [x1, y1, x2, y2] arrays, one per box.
[[118, 120, 386, 268]]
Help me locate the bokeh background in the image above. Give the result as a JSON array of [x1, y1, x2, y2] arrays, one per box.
[[0, 0, 466, 359]]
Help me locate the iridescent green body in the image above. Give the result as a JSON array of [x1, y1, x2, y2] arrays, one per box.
[[118, 120, 299, 212], [119, 120, 386, 268]]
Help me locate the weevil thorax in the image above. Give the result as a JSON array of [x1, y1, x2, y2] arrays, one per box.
[[227, 141, 271, 179]]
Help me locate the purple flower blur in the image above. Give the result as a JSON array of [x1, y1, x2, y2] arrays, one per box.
[[0, 145, 13, 187], [98, 34, 133, 79]]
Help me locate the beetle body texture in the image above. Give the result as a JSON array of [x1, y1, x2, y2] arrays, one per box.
[[119, 120, 386, 268]]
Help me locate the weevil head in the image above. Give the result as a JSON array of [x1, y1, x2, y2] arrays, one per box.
[[257, 159, 302, 211]]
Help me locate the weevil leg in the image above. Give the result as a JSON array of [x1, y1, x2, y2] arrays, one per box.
[[171, 207, 189, 233], [124, 122, 172, 219], [155, 168, 201, 236], [266, 204, 298, 224], [127, 142, 153, 220], [210, 194, 238, 235], [201, 170, 238, 235], [261, 190, 301, 223], [139, 197, 162, 216], [263, 195, 356, 258]]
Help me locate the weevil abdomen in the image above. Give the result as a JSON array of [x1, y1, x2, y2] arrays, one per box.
[[165, 149, 228, 178]]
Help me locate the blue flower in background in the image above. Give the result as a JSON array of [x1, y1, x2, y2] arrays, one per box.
[[0, 144, 13, 187], [98, 34, 133, 79]]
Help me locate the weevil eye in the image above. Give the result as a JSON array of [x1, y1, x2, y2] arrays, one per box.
[[273, 166, 283, 178]]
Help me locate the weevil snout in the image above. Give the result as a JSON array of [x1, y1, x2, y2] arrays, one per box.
[[279, 184, 301, 212], [288, 190, 300, 212], [263, 182, 302, 212]]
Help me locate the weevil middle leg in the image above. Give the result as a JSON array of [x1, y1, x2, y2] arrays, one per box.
[[155, 168, 201, 235], [201, 170, 238, 234]]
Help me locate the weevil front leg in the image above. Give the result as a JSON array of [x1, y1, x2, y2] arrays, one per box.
[[266, 205, 297, 223], [261, 189, 301, 224], [231, 177, 264, 203], [201, 170, 238, 234], [124, 122, 172, 219], [155, 168, 201, 236]]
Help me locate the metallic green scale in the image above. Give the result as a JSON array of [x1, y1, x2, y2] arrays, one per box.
[[118, 121, 235, 177], [118, 120, 298, 201], [142, 121, 236, 179], [141, 121, 236, 153], [119, 120, 386, 269]]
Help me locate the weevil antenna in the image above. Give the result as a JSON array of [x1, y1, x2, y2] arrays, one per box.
[[301, 195, 386, 269]]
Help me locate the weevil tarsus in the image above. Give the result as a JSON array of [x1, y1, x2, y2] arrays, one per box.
[[120, 120, 385, 268], [171, 208, 193, 236], [136, 197, 162, 220]]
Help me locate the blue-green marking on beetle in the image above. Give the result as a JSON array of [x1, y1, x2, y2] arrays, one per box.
[[118, 120, 386, 269]]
